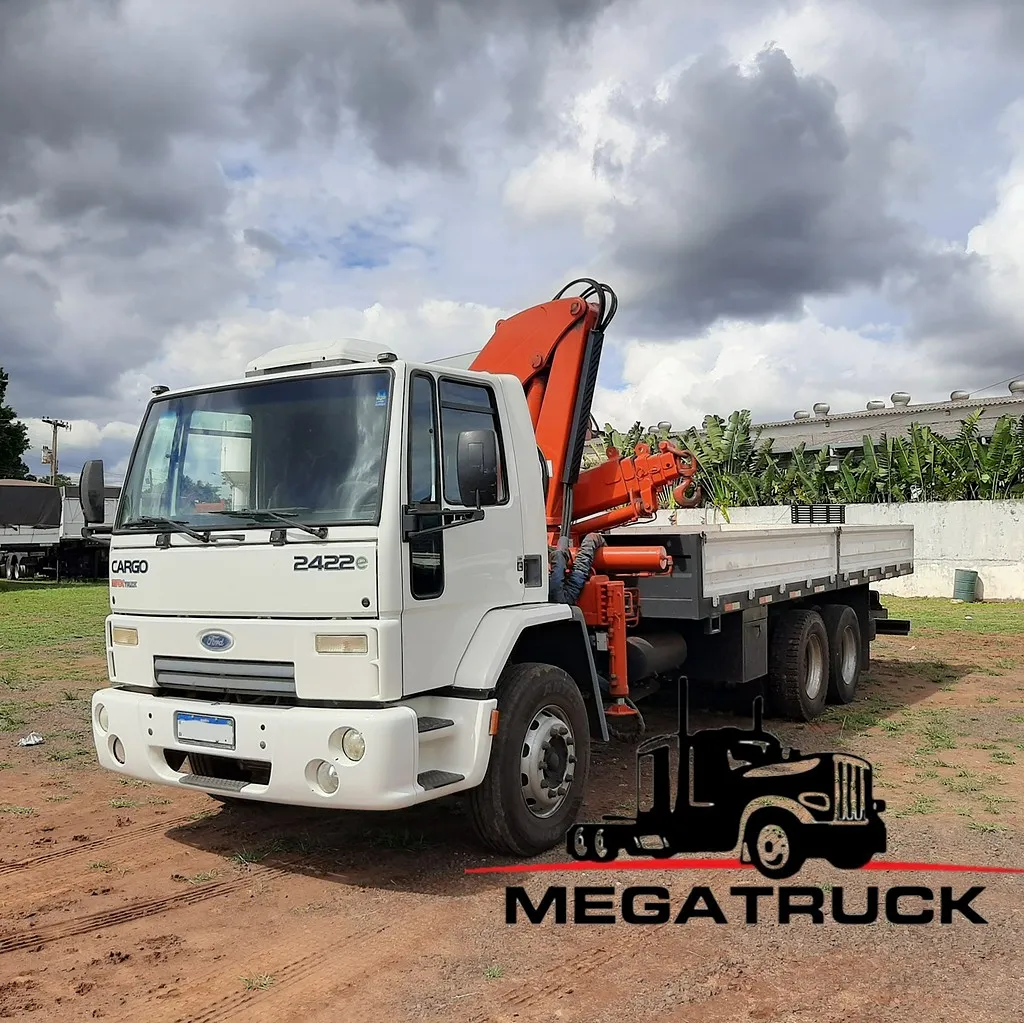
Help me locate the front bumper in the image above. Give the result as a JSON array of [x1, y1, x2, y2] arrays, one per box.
[[91, 686, 495, 810]]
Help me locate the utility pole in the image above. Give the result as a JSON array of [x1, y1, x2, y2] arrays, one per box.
[[40, 417, 71, 486]]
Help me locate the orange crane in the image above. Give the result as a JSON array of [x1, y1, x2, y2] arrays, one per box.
[[470, 279, 700, 737]]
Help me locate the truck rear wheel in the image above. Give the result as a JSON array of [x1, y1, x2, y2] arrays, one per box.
[[467, 661, 591, 858], [820, 604, 862, 705], [767, 609, 829, 721]]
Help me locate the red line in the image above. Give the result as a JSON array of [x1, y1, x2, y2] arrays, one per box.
[[464, 858, 1024, 876]]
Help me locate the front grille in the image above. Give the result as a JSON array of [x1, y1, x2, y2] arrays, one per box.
[[153, 656, 296, 698], [834, 756, 868, 820]]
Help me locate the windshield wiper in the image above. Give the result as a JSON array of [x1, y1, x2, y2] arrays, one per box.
[[220, 508, 328, 540], [120, 515, 212, 543]]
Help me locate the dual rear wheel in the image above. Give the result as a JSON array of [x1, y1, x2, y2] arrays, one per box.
[[767, 604, 864, 721]]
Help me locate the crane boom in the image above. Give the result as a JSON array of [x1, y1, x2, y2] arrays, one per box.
[[470, 278, 701, 736]]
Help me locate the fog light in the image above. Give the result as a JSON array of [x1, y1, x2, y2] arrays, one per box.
[[314, 634, 368, 654], [111, 736, 126, 764], [95, 703, 109, 732], [316, 760, 339, 794], [111, 627, 139, 647], [341, 728, 365, 762]]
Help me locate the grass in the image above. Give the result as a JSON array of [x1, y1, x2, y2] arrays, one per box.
[[880, 596, 1024, 635], [484, 966, 504, 980], [0, 581, 109, 652], [240, 973, 274, 992]]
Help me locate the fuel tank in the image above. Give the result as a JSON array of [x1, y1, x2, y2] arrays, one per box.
[[625, 632, 688, 683]]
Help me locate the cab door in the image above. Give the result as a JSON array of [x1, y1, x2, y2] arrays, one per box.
[[400, 370, 526, 696]]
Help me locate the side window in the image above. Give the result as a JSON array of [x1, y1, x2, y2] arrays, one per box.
[[438, 379, 507, 506], [408, 373, 443, 599]]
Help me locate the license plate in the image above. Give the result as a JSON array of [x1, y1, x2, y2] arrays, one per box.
[[174, 711, 235, 750]]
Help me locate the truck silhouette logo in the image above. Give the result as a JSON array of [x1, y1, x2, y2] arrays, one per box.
[[565, 677, 887, 879]]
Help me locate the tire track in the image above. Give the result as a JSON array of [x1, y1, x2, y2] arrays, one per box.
[[463, 872, 728, 1022], [0, 866, 272, 955], [0, 813, 202, 877], [159, 899, 453, 1023]]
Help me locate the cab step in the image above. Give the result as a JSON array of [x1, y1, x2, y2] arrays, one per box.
[[418, 770, 465, 790], [416, 716, 455, 733], [180, 773, 248, 793]]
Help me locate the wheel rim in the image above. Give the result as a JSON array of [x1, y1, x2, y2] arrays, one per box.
[[840, 625, 858, 683], [520, 704, 576, 819], [805, 633, 825, 700], [756, 824, 791, 869]]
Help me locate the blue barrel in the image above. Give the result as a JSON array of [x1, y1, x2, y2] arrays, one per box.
[[953, 569, 978, 602]]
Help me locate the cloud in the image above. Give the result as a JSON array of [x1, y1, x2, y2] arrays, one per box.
[[5, 0, 1024, 491], [0, 0, 628, 425], [510, 43, 923, 336]]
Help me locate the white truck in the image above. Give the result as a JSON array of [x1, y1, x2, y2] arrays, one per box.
[[79, 279, 913, 857], [1, 479, 120, 582]]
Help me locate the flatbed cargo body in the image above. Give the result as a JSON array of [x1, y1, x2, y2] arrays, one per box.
[[605, 522, 914, 620]]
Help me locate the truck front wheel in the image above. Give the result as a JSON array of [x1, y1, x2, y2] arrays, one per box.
[[467, 661, 591, 858]]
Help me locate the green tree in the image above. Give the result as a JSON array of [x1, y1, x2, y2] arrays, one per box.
[[0, 367, 31, 480]]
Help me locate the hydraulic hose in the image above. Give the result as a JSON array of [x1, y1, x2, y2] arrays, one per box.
[[548, 535, 570, 603], [562, 532, 606, 605]]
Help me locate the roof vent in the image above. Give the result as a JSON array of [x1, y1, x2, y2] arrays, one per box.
[[866, 400, 886, 410], [245, 338, 387, 377], [812, 402, 830, 416], [891, 391, 911, 406], [950, 390, 970, 401], [1010, 378, 1024, 395], [793, 410, 812, 420]]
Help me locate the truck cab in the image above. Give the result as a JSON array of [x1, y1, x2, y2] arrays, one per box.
[[82, 338, 606, 856]]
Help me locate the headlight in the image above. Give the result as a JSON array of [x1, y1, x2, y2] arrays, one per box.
[[314, 634, 368, 654], [341, 729, 365, 762], [111, 736, 126, 764], [111, 627, 139, 646], [95, 704, 109, 732]]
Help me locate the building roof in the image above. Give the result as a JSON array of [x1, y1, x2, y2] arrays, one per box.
[[753, 394, 1024, 453]]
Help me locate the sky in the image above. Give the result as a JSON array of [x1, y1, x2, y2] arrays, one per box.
[[3, 0, 1024, 483]]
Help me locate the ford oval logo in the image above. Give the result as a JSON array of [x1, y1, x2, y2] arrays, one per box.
[[200, 631, 233, 652]]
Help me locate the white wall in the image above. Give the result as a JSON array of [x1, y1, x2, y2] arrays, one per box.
[[616, 500, 1024, 600]]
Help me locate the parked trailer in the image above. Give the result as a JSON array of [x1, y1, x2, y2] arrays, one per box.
[[1, 480, 120, 582]]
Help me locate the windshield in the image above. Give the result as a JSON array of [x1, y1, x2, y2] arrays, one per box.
[[116, 369, 393, 531]]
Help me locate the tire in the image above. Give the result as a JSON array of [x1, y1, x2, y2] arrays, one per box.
[[821, 604, 862, 705], [767, 609, 829, 721], [468, 661, 591, 858], [745, 809, 805, 880]]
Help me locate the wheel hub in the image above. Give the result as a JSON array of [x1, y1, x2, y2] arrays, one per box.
[[805, 633, 824, 700], [840, 625, 858, 681], [520, 705, 576, 818]]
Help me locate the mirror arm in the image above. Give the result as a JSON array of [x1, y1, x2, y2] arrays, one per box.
[[401, 504, 484, 541]]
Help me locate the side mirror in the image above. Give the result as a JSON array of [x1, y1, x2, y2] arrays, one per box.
[[80, 459, 106, 524], [456, 429, 499, 507]]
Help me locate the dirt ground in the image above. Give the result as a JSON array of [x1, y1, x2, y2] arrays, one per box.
[[2, 589, 1024, 1022]]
